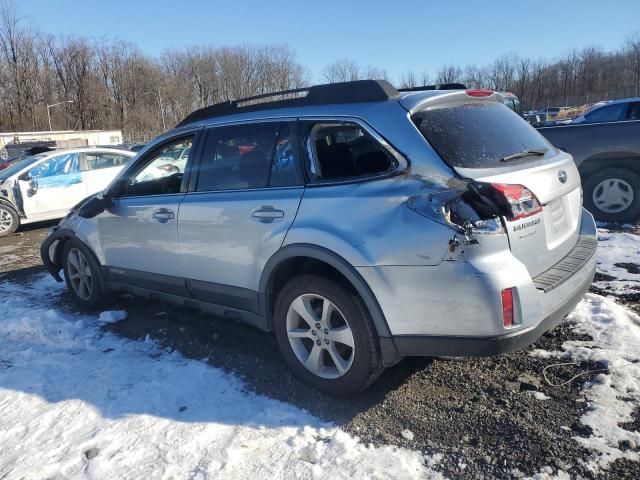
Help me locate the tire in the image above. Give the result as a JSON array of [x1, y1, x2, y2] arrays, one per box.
[[0, 203, 19, 237], [583, 167, 640, 223], [274, 274, 383, 396], [62, 238, 107, 310]]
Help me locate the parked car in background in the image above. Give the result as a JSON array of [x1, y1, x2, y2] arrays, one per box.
[[1, 155, 26, 171], [539, 107, 562, 118], [500, 91, 523, 116], [570, 97, 640, 124], [42, 81, 596, 395], [1, 146, 57, 170], [526, 112, 549, 127], [538, 101, 640, 222], [129, 143, 146, 152], [0, 147, 135, 236]]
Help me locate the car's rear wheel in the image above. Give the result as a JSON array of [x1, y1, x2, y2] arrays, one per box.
[[583, 167, 640, 223], [274, 274, 383, 396], [0, 204, 19, 237], [62, 239, 106, 309]]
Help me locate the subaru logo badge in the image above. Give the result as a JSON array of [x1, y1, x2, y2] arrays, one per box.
[[558, 170, 568, 183]]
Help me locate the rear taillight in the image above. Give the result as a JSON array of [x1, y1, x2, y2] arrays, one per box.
[[501, 288, 514, 328], [491, 183, 542, 220], [466, 89, 494, 97]]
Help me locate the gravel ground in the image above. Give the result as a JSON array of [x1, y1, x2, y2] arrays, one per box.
[[1, 223, 639, 479]]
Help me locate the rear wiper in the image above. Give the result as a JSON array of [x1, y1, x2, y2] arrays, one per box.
[[501, 148, 548, 162]]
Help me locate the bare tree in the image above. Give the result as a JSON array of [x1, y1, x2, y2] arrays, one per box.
[[436, 64, 463, 84], [321, 59, 361, 83], [399, 70, 417, 89], [1, 0, 639, 137], [626, 32, 640, 97]]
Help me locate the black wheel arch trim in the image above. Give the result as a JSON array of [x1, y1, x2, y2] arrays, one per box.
[[259, 243, 393, 339], [40, 228, 102, 285], [578, 155, 640, 178], [0, 197, 18, 213]]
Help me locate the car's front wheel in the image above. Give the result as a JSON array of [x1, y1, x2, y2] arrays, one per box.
[[62, 239, 107, 309], [0, 204, 19, 237], [274, 274, 383, 396]]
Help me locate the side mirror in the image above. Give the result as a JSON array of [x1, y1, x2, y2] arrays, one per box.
[[18, 171, 32, 182], [105, 177, 127, 199], [77, 193, 112, 218], [27, 179, 38, 196]]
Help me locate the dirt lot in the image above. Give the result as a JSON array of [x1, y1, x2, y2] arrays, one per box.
[[1, 223, 639, 479]]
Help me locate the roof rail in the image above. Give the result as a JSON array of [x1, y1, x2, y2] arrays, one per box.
[[176, 80, 400, 127], [397, 83, 467, 92]]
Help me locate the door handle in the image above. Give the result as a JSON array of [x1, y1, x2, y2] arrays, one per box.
[[152, 208, 175, 223], [251, 205, 285, 223]]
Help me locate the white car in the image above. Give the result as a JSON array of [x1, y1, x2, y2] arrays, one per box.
[[0, 147, 135, 236], [137, 144, 191, 182]]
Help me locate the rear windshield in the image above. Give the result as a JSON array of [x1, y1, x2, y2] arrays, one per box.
[[413, 102, 554, 169]]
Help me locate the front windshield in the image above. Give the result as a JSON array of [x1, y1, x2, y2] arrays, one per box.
[[0, 155, 45, 181]]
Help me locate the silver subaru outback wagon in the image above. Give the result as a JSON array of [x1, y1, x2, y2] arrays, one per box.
[[41, 80, 597, 396]]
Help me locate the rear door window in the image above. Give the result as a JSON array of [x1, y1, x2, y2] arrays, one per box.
[[196, 122, 301, 192], [300, 121, 397, 181], [413, 102, 554, 169]]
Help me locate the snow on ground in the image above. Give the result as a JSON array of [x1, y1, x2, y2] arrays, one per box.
[[530, 227, 640, 472], [0, 275, 442, 480], [595, 228, 640, 293]]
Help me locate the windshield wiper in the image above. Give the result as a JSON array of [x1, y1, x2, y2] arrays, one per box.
[[501, 148, 548, 162]]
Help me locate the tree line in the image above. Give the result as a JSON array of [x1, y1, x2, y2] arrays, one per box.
[[0, 2, 307, 140], [324, 34, 640, 112], [1, 1, 638, 141]]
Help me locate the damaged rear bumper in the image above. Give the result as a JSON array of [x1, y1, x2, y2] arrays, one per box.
[[390, 209, 597, 357], [390, 258, 595, 357]]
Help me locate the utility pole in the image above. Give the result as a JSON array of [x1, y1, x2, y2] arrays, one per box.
[[47, 100, 74, 131]]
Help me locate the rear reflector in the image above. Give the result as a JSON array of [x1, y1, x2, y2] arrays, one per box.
[[501, 288, 514, 328], [491, 183, 542, 220], [466, 89, 494, 97]]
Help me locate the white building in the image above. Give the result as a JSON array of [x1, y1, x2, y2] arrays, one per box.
[[0, 130, 123, 157]]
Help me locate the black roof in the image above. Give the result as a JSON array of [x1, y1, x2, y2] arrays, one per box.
[[176, 80, 467, 127]]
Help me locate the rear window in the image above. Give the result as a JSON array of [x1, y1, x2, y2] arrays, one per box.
[[413, 102, 554, 169]]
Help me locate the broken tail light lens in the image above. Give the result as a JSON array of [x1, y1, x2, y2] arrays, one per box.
[[501, 288, 514, 327], [491, 183, 542, 221]]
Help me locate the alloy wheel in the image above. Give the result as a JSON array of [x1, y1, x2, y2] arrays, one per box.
[[67, 248, 93, 301], [0, 207, 13, 234], [286, 293, 355, 379]]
